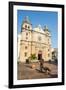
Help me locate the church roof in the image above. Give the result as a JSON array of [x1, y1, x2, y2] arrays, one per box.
[[23, 16, 31, 24], [34, 24, 44, 33]]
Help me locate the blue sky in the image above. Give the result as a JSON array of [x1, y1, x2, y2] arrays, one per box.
[[17, 10, 58, 48]]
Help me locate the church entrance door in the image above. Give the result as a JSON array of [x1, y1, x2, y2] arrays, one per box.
[[38, 50, 42, 60]]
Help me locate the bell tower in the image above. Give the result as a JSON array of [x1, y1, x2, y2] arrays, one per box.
[[20, 16, 32, 62], [44, 25, 52, 61], [44, 25, 51, 38], [21, 16, 32, 31]]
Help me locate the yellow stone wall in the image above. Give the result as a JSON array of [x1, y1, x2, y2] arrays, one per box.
[[18, 22, 52, 62]]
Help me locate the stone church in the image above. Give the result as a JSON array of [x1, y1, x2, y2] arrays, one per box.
[[18, 16, 52, 62]]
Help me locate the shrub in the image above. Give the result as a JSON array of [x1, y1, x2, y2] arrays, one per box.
[[28, 54, 37, 61]]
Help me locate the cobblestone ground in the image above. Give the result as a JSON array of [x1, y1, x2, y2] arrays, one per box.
[[17, 62, 58, 80]]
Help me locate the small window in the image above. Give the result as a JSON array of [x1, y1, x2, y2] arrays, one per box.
[[25, 46, 27, 49], [26, 37, 28, 39], [20, 40, 22, 42], [26, 33, 28, 35], [25, 25, 27, 28], [25, 52, 27, 57], [48, 49, 49, 51]]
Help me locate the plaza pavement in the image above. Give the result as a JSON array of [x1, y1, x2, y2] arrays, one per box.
[[17, 62, 58, 80]]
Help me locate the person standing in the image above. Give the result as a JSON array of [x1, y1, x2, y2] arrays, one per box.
[[39, 59, 44, 72]]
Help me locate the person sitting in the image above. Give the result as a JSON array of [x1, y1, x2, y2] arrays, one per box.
[[39, 59, 51, 74], [44, 66, 51, 74]]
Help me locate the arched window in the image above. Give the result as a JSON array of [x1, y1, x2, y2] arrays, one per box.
[[25, 52, 27, 57], [26, 33, 28, 35], [28, 26, 30, 29], [25, 46, 27, 49], [25, 25, 27, 28]]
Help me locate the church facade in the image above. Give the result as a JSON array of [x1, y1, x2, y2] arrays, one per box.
[[18, 16, 52, 62]]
